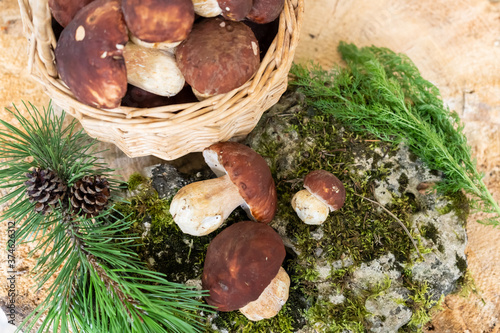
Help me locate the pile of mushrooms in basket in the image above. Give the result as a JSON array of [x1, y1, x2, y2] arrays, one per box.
[[50, 0, 285, 109], [167, 141, 346, 321]]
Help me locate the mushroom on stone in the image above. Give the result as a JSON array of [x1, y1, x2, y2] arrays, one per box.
[[122, 0, 194, 44], [291, 170, 346, 225], [246, 0, 285, 24], [202, 221, 290, 320], [175, 17, 260, 100], [123, 42, 185, 97], [55, 0, 128, 109], [48, 0, 95, 27], [169, 141, 277, 236]]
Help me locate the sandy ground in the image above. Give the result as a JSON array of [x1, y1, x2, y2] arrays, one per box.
[[0, 0, 499, 332]]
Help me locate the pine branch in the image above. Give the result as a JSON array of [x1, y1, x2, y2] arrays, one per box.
[[0, 103, 212, 332], [290, 43, 500, 226]]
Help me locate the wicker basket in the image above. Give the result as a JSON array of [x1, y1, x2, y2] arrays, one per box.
[[18, 0, 304, 160]]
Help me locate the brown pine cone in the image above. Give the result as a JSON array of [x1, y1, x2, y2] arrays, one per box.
[[70, 175, 111, 218], [25, 168, 67, 215]]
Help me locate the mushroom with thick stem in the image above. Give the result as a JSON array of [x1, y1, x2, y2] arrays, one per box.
[[202, 221, 290, 320], [175, 17, 260, 100], [123, 42, 185, 97], [169, 141, 277, 236], [291, 170, 346, 225], [54, 0, 128, 109], [122, 0, 194, 44]]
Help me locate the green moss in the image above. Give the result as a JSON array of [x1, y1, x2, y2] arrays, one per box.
[[398, 173, 409, 193], [399, 282, 444, 332], [114, 180, 215, 283], [421, 223, 439, 245], [455, 270, 480, 299], [305, 295, 368, 332], [455, 254, 467, 274], [127, 172, 147, 191]]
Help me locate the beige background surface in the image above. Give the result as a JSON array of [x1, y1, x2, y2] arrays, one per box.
[[1, 0, 499, 331]]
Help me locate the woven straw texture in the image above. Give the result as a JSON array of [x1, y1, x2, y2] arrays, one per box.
[[18, 0, 304, 160]]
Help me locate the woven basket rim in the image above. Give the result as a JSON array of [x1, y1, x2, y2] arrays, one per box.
[[19, 0, 304, 159]]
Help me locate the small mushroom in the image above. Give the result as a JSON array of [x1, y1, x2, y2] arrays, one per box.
[[192, 0, 222, 17], [193, 0, 253, 21], [122, 0, 194, 44], [169, 141, 277, 236], [55, 0, 128, 109], [291, 170, 346, 225], [176, 17, 260, 99], [123, 42, 185, 97], [48, 0, 95, 27], [202, 221, 289, 320], [247, 0, 285, 24]]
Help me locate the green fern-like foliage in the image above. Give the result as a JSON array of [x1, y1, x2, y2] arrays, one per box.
[[290, 42, 499, 226], [0, 103, 212, 332]]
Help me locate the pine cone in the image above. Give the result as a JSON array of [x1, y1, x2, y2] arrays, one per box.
[[25, 168, 67, 215], [70, 175, 111, 217]]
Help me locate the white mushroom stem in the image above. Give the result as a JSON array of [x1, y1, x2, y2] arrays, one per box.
[[192, 0, 222, 17], [123, 42, 185, 97], [291, 189, 329, 225], [239, 267, 290, 321], [169, 174, 245, 236]]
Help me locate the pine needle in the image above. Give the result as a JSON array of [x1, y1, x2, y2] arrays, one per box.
[[290, 42, 499, 226]]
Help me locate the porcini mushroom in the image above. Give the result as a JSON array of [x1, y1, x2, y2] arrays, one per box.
[[247, 0, 285, 24], [291, 170, 346, 225], [192, 0, 253, 20], [202, 221, 290, 320], [123, 42, 185, 97], [54, 0, 128, 109], [175, 17, 260, 100], [192, 0, 222, 17], [169, 141, 277, 236], [48, 0, 95, 27], [122, 0, 194, 44]]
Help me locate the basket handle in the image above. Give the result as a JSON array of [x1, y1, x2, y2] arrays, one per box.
[[24, 0, 58, 77]]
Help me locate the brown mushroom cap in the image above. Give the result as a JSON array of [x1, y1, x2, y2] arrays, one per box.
[[304, 170, 346, 211], [55, 0, 128, 109], [49, 0, 95, 27], [202, 221, 286, 311], [176, 17, 260, 97], [246, 0, 285, 24], [217, 0, 253, 21], [122, 0, 194, 43], [203, 141, 277, 223]]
